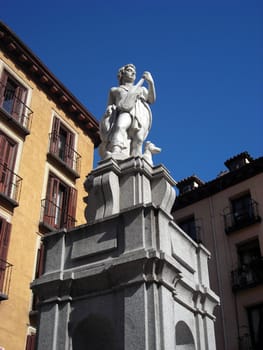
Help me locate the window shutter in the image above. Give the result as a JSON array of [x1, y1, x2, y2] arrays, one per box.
[[35, 243, 45, 278], [0, 219, 11, 290], [50, 177, 60, 202], [67, 187, 77, 228], [0, 71, 8, 106], [66, 132, 74, 168], [0, 219, 11, 261], [44, 175, 60, 227], [25, 334, 36, 350], [0, 133, 18, 197], [52, 116, 60, 134], [50, 117, 60, 154], [0, 132, 17, 168], [12, 84, 27, 120], [46, 175, 59, 202]]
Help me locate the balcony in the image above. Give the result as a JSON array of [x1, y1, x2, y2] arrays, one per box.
[[224, 199, 261, 234], [48, 132, 81, 177], [0, 259, 13, 300], [40, 198, 76, 232], [0, 82, 33, 135], [231, 257, 263, 291], [0, 162, 22, 207]]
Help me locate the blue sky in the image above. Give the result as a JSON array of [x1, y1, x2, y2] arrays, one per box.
[[2, 0, 262, 183]]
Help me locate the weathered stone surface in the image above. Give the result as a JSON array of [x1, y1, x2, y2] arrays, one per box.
[[32, 159, 219, 349]]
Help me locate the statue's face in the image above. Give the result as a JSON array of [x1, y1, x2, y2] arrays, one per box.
[[123, 66, 136, 82]]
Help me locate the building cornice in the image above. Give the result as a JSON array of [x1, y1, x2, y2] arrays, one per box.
[[173, 156, 263, 210], [0, 21, 100, 146]]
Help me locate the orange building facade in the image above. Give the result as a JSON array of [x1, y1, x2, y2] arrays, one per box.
[[173, 152, 263, 350], [0, 22, 99, 350]]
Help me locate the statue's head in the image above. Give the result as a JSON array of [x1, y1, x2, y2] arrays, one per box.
[[117, 64, 136, 84]]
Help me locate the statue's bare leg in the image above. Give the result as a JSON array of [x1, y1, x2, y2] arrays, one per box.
[[110, 113, 132, 154], [130, 129, 146, 157]]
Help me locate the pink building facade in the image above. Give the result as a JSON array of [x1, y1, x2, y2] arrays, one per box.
[[173, 152, 263, 350]]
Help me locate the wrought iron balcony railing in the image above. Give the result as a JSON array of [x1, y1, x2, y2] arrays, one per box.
[[40, 198, 76, 230], [0, 82, 33, 132], [232, 257, 263, 291], [0, 258, 13, 300], [0, 162, 22, 204], [48, 132, 81, 175], [224, 199, 261, 234]]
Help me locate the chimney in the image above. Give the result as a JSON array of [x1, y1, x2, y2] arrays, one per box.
[[176, 175, 204, 195], [224, 152, 253, 172]]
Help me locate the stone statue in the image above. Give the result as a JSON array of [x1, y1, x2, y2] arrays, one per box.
[[99, 64, 156, 160]]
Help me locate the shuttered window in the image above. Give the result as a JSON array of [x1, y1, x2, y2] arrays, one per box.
[[0, 70, 27, 121], [50, 117, 75, 168], [0, 217, 11, 290], [0, 132, 18, 197], [43, 173, 77, 229]]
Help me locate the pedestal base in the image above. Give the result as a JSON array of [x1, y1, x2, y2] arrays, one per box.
[[32, 158, 219, 349]]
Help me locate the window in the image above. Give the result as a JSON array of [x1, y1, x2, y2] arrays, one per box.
[[0, 70, 27, 122], [177, 216, 201, 242], [224, 192, 261, 233], [247, 304, 263, 350], [0, 217, 11, 299], [232, 239, 263, 290], [41, 173, 77, 230], [49, 117, 80, 173], [0, 132, 21, 203], [231, 193, 253, 224], [238, 239, 261, 266]]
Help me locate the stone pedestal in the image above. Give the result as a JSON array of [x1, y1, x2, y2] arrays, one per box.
[[32, 157, 219, 350]]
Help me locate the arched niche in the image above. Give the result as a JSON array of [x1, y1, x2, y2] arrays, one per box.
[[72, 314, 115, 350], [175, 321, 196, 350]]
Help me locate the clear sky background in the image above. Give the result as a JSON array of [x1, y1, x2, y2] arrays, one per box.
[[2, 0, 262, 183]]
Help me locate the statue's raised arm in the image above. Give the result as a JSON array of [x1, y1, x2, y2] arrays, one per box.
[[142, 71, 156, 104], [99, 64, 157, 161]]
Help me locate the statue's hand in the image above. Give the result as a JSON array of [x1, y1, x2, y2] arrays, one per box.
[[142, 71, 154, 84], [105, 104, 116, 117]]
